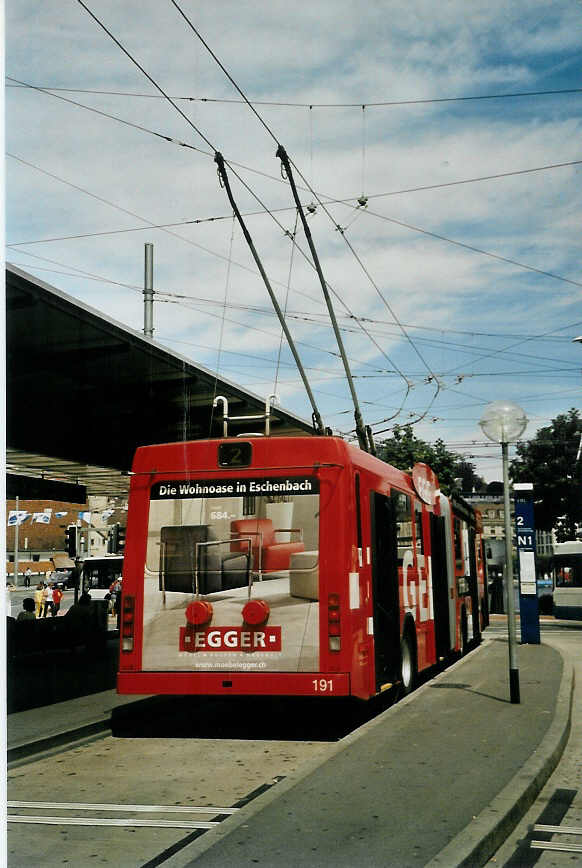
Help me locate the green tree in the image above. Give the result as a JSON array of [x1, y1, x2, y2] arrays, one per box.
[[510, 408, 582, 542], [376, 425, 485, 496]]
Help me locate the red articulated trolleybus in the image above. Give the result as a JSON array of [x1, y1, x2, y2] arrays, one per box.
[[117, 435, 487, 701]]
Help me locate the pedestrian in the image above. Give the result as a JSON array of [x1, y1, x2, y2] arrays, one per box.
[[65, 591, 92, 615], [34, 583, 44, 619], [52, 583, 63, 617], [6, 580, 13, 618], [42, 583, 53, 618], [24, 567, 32, 588], [65, 592, 94, 646], [109, 578, 122, 617], [17, 597, 36, 621]]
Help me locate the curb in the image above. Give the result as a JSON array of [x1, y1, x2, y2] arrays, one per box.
[[7, 693, 162, 766], [426, 654, 575, 867], [7, 719, 111, 766]]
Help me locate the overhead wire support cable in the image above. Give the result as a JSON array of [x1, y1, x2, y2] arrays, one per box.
[[74, 1, 456, 434], [169, 0, 279, 147], [284, 153, 441, 433], [213, 152, 326, 437], [277, 144, 372, 454], [172, 2, 439, 429], [167, 0, 412, 437], [36, 27, 401, 404], [11, 78, 581, 291], [288, 153, 441, 377], [166, 5, 411, 420], [75, 0, 215, 153], [10, 82, 581, 107]]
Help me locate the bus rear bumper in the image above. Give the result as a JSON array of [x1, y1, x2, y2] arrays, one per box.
[[117, 671, 350, 697]]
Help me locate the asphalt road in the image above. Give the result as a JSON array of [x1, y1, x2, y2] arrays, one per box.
[[7, 586, 77, 619]]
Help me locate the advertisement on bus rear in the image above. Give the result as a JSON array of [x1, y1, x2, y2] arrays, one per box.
[[142, 477, 320, 674]]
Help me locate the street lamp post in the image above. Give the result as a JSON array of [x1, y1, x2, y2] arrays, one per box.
[[480, 400, 528, 704]]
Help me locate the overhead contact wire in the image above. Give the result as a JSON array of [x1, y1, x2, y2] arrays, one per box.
[[170, 0, 413, 435], [168, 0, 438, 428], [9, 82, 581, 107], [10, 78, 582, 292]]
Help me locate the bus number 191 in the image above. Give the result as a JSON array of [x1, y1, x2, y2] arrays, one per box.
[[312, 678, 334, 692]]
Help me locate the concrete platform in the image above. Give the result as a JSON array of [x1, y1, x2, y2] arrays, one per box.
[[166, 640, 573, 868], [6, 638, 574, 867]]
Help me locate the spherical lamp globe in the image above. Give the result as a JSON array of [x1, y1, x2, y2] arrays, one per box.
[[479, 400, 528, 444]]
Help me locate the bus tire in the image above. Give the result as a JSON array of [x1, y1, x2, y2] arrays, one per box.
[[400, 629, 417, 696]]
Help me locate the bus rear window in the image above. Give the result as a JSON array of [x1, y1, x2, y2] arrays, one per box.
[[147, 477, 319, 585], [141, 475, 321, 673]]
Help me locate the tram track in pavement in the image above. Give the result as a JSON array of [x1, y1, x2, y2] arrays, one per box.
[[7, 732, 317, 867], [7, 695, 365, 868], [7, 780, 286, 868]]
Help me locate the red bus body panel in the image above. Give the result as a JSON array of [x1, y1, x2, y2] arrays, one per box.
[[117, 671, 351, 697], [117, 436, 483, 701]]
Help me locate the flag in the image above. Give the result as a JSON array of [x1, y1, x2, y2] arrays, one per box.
[[55, 511, 68, 518], [32, 510, 52, 524], [78, 511, 92, 524], [8, 511, 30, 526]]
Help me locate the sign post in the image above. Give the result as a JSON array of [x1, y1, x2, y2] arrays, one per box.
[[514, 482, 540, 644]]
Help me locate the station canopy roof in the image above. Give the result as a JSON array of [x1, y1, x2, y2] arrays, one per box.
[[6, 265, 314, 498]]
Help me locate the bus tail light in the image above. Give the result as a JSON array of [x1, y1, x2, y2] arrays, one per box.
[[121, 595, 135, 652], [328, 594, 341, 652], [185, 600, 214, 627], [242, 599, 270, 626]]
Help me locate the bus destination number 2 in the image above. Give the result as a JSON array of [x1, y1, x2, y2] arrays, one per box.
[[312, 678, 334, 693]]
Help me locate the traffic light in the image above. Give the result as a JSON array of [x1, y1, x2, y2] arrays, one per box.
[[108, 523, 127, 554], [64, 525, 77, 557], [108, 523, 119, 554]]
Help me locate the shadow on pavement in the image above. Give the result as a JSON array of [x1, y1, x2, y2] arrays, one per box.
[[111, 691, 396, 742], [430, 681, 511, 704]]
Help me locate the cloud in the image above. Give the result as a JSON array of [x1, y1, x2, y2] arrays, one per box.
[[6, 0, 581, 480]]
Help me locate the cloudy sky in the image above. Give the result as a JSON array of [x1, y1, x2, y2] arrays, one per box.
[[6, 1, 582, 480]]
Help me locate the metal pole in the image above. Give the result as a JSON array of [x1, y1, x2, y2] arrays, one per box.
[[144, 243, 154, 338], [276, 145, 369, 451], [13, 496, 19, 585], [502, 440, 520, 703], [214, 152, 325, 436]]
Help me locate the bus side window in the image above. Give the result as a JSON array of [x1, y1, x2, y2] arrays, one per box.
[[391, 491, 412, 566], [454, 518, 463, 571], [355, 472, 363, 565], [414, 502, 424, 565]]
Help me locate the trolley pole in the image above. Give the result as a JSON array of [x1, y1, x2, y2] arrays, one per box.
[[144, 242, 154, 339]]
